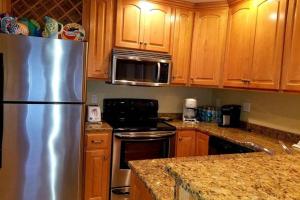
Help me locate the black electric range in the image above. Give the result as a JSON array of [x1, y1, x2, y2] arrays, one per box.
[[105, 99, 176, 200], [103, 98, 176, 133]]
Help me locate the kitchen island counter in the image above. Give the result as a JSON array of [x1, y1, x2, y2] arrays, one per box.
[[129, 122, 299, 200], [129, 153, 267, 200], [166, 153, 300, 200]]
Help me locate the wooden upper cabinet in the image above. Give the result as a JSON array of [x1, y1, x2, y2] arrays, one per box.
[[281, 0, 300, 91], [0, 0, 10, 13], [223, 1, 253, 88], [116, 0, 144, 49], [176, 130, 196, 157], [115, 0, 172, 52], [190, 8, 228, 87], [171, 8, 194, 85], [143, 3, 172, 52], [85, 0, 114, 79], [248, 0, 287, 90]]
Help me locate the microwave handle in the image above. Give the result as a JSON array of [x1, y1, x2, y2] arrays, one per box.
[[156, 62, 161, 82]]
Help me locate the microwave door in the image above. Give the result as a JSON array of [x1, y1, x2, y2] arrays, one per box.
[[112, 55, 171, 86]]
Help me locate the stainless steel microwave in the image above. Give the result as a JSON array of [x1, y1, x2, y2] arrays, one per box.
[[110, 48, 172, 86]]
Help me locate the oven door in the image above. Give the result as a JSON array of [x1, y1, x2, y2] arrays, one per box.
[[111, 56, 171, 86], [111, 132, 175, 189]]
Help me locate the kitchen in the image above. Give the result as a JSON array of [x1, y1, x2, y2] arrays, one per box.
[[1, 0, 300, 200]]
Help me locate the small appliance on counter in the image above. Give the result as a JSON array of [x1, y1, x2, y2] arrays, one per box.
[[183, 98, 198, 123], [218, 105, 241, 128], [87, 105, 102, 123]]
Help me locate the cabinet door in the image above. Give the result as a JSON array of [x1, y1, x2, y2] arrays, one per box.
[[281, 0, 300, 91], [223, 1, 253, 88], [130, 172, 153, 200], [143, 3, 172, 52], [171, 8, 194, 85], [84, 149, 110, 200], [248, 0, 287, 90], [0, 0, 10, 13], [116, 0, 144, 49], [176, 130, 196, 157], [85, 0, 114, 79], [195, 132, 209, 156], [190, 9, 228, 86]]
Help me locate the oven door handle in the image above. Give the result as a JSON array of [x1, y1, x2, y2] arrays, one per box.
[[114, 131, 175, 139]]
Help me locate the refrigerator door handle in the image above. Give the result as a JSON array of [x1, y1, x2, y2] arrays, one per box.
[[0, 53, 3, 168]]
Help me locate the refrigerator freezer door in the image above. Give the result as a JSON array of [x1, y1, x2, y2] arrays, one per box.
[[0, 33, 86, 103], [0, 104, 83, 200]]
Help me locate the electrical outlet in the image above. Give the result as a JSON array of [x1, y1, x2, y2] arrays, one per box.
[[216, 99, 221, 107], [242, 102, 251, 112], [91, 94, 98, 105]]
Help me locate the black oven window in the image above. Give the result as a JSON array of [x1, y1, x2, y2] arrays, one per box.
[[120, 139, 169, 169]]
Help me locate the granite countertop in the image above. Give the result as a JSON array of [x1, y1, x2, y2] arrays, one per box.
[[166, 154, 300, 200], [169, 121, 294, 154], [129, 121, 299, 200], [129, 153, 267, 200], [85, 122, 112, 132]]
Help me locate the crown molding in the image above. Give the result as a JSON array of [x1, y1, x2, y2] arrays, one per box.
[[148, 0, 229, 10]]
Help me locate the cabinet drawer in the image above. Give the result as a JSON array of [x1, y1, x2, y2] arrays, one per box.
[[85, 133, 110, 150]]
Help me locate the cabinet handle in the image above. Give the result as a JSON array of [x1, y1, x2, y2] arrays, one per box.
[[241, 79, 251, 83], [143, 42, 147, 46], [179, 137, 183, 141], [91, 140, 103, 144], [139, 41, 143, 45]]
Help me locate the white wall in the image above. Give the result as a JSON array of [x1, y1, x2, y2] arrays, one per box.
[[87, 81, 300, 134], [212, 89, 300, 135], [87, 80, 212, 113]]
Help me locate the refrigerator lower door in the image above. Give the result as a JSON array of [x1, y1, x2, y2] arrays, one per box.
[[0, 104, 83, 200]]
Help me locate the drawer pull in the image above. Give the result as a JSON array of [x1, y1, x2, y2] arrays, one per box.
[[91, 140, 104, 144]]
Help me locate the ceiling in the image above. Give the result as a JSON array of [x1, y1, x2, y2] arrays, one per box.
[[180, 0, 223, 2]]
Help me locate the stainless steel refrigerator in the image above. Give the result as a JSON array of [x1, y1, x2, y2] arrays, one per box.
[[0, 33, 86, 200]]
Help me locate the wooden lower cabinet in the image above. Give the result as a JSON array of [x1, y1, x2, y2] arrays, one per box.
[[176, 130, 209, 157], [84, 132, 111, 200], [195, 132, 209, 156], [176, 130, 196, 157], [130, 171, 153, 200]]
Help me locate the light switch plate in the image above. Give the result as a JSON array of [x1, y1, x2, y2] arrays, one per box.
[[242, 102, 251, 112], [91, 94, 98, 104]]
